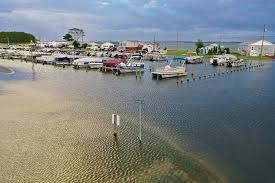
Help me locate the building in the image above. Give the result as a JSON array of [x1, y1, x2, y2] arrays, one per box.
[[120, 40, 144, 52], [86, 42, 100, 51], [238, 40, 274, 56], [204, 43, 225, 54], [101, 42, 115, 51]]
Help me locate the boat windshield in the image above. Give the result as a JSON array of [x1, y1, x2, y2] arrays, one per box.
[[168, 57, 185, 67]]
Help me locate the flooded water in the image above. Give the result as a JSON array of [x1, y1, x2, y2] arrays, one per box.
[[1, 58, 275, 183]]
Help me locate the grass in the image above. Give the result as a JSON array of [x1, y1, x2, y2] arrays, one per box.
[[167, 50, 274, 60], [167, 50, 198, 56], [230, 52, 272, 60]]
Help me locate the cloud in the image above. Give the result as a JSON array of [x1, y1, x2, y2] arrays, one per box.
[[0, 0, 274, 41]]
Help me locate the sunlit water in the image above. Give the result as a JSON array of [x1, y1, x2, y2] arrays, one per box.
[[0, 58, 275, 183]]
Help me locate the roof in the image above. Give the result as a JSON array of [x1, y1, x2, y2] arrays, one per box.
[[239, 40, 274, 46], [205, 43, 224, 49], [102, 42, 114, 45]]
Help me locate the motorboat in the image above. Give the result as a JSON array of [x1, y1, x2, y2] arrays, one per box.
[[115, 62, 145, 74], [185, 56, 203, 64], [227, 59, 245, 67], [88, 58, 107, 69], [152, 57, 188, 79], [130, 53, 143, 61], [73, 57, 100, 68], [143, 51, 167, 61], [103, 59, 127, 68]]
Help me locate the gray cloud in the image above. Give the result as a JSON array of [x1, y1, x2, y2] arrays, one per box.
[[0, 0, 274, 41]]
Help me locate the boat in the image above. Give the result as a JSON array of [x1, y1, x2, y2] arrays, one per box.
[[115, 62, 145, 74], [130, 53, 143, 61], [185, 56, 203, 64], [88, 58, 107, 69], [143, 51, 167, 61], [73, 57, 99, 68], [37, 55, 77, 65], [227, 59, 245, 67], [210, 54, 237, 66], [152, 57, 188, 79], [103, 59, 127, 68]]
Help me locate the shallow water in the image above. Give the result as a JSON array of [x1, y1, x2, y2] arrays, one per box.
[[0, 58, 275, 183]]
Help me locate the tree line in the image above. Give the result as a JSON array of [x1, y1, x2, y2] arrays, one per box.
[[0, 32, 36, 44], [195, 39, 230, 54]]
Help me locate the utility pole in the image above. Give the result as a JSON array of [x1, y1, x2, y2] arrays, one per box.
[[6, 37, 10, 46], [176, 31, 179, 50], [153, 35, 156, 51], [260, 24, 266, 59]]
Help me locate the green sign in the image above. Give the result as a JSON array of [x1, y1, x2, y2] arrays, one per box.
[[135, 100, 145, 104]]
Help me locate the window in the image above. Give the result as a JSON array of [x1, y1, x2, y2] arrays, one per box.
[[251, 46, 254, 50]]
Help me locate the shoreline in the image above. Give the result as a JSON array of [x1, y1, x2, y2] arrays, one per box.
[[167, 49, 275, 60]]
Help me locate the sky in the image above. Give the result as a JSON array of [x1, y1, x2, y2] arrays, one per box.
[[0, 0, 274, 42]]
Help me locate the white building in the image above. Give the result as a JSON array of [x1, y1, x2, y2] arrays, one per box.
[[238, 40, 275, 56], [121, 40, 143, 48], [101, 42, 115, 50], [87, 42, 100, 51]]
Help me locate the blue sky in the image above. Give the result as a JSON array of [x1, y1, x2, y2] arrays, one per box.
[[0, 0, 274, 42]]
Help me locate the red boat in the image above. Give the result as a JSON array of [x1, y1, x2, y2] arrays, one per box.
[[103, 59, 127, 68]]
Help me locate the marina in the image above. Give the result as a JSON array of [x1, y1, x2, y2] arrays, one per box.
[[0, 55, 273, 183], [1, 0, 275, 182]]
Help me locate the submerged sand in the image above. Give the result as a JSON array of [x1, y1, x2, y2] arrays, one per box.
[[0, 65, 14, 74]]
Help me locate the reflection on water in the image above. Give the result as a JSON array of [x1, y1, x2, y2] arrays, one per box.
[[0, 58, 275, 183]]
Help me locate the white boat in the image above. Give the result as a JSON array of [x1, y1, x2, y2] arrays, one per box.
[[88, 58, 106, 69], [185, 56, 203, 64], [130, 53, 143, 60], [73, 57, 96, 68], [210, 54, 237, 66], [152, 58, 188, 79], [227, 59, 245, 67], [116, 62, 145, 74], [39, 56, 56, 64]]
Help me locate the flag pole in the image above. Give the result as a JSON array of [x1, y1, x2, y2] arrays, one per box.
[[260, 24, 266, 59]]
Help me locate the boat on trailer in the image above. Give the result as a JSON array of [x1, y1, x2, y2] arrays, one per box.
[[210, 54, 237, 66], [185, 56, 203, 64], [152, 57, 188, 79], [227, 59, 245, 67]]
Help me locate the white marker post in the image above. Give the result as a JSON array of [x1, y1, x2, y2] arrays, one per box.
[[135, 99, 145, 144], [112, 114, 120, 140]]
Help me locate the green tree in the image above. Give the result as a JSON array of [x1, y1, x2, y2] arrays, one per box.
[[0, 32, 36, 44], [63, 33, 73, 41], [69, 28, 85, 42], [224, 47, 230, 54], [82, 43, 88, 49], [213, 46, 217, 54], [218, 45, 221, 54], [195, 39, 204, 54], [73, 40, 80, 49]]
